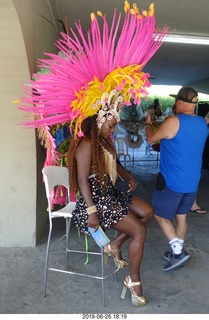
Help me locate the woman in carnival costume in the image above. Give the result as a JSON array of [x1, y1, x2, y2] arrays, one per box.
[[18, 1, 168, 307]]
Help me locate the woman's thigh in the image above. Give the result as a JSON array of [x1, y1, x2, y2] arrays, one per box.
[[113, 212, 146, 239], [129, 196, 153, 220]]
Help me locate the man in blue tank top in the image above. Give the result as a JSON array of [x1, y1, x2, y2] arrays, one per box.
[[145, 87, 208, 271]]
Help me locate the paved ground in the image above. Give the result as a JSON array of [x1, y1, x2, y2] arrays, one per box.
[[0, 162, 209, 318]]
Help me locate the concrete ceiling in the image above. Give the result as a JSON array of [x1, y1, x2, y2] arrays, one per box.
[[48, 0, 209, 94]]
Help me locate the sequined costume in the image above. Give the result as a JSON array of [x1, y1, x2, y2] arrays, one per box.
[[73, 173, 132, 234]]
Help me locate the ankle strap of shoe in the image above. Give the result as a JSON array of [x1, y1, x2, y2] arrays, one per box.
[[126, 276, 141, 288]]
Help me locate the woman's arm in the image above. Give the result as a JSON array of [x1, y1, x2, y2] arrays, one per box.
[[75, 137, 99, 230], [117, 161, 137, 192]]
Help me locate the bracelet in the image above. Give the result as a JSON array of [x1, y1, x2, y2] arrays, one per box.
[[86, 205, 97, 215], [145, 123, 152, 128]]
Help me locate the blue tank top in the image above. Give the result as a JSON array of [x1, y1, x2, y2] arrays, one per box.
[[160, 114, 208, 193]]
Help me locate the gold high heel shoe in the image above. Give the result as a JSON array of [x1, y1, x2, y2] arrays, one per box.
[[103, 244, 129, 268], [120, 276, 147, 306]]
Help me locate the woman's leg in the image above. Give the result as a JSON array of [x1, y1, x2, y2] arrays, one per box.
[[113, 212, 146, 297], [107, 197, 153, 257], [104, 232, 129, 262], [129, 196, 153, 224]]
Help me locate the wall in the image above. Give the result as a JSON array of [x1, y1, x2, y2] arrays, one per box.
[[0, 0, 58, 246]]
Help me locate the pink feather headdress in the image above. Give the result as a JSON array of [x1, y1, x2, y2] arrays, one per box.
[[18, 1, 169, 139]]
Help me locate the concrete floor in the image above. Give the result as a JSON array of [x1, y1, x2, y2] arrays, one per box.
[[1, 162, 209, 316]]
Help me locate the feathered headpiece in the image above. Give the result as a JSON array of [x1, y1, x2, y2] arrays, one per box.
[[18, 1, 168, 139]]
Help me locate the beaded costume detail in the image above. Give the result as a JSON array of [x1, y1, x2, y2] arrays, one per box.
[[73, 174, 132, 234]]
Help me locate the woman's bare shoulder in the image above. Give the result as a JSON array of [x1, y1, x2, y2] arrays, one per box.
[[78, 136, 91, 146], [76, 136, 91, 154]]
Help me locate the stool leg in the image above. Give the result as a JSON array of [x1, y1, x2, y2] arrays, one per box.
[[101, 247, 105, 307], [43, 223, 52, 297]]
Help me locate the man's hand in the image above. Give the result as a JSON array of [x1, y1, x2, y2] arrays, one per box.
[[145, 111, 152, 125]]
